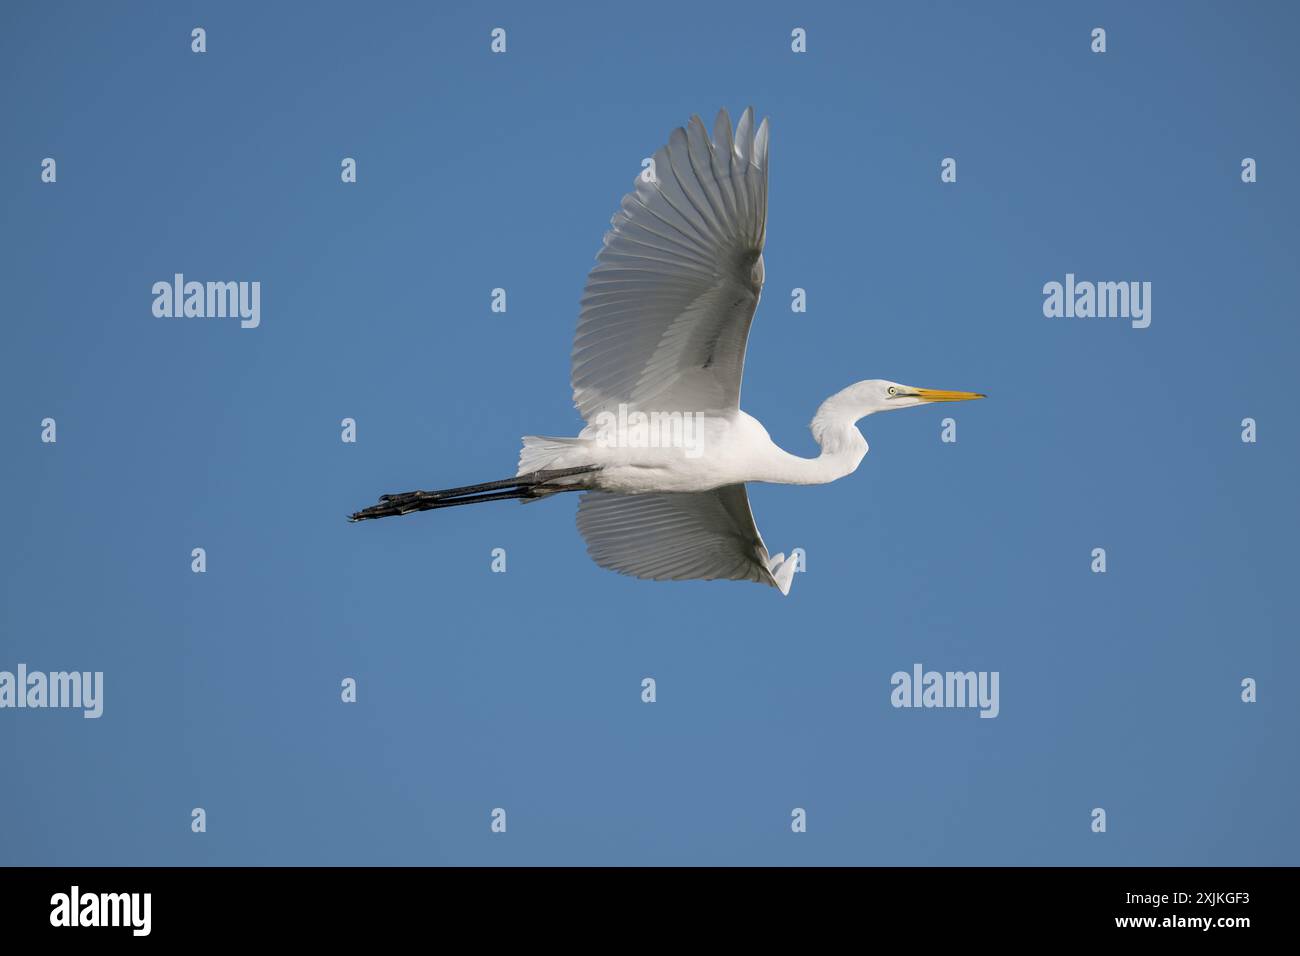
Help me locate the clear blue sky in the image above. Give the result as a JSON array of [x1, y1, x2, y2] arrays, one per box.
[[1, 1, 1296, 865]]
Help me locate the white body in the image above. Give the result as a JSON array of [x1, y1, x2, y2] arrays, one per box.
[[535, 411, 866, 494], [509, 108, 982, 595]]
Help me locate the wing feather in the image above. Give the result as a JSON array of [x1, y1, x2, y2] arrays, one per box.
[[571, 108, 771, 420], [576, 486, 781, 589]]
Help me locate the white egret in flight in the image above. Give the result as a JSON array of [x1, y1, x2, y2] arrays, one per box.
[[351, 108, 984, 594]]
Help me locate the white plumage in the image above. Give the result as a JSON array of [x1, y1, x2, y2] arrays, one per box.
[[353, 108, 984, 596], [570, 108, 769, 421]]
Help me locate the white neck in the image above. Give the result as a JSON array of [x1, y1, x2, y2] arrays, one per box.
[[759, 390, 871, 486]]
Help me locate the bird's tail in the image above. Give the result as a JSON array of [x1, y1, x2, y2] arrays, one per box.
[[348, 465, 599, 522], [516, 435, 589, 475]]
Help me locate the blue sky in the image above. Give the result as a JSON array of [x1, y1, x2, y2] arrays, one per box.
[[1, 1, 1296, 865]]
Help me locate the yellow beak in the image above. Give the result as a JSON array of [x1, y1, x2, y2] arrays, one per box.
[[914, 388, 986, 403]]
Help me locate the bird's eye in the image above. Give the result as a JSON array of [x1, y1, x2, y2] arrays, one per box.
[[887, 386, 897, 396]]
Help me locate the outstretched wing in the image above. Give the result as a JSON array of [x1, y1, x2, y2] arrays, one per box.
[[576, 486, 796, 595], [571, 107, 770, 421]]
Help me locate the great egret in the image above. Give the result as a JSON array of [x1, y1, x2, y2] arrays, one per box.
[[351, 107, 984, 595]]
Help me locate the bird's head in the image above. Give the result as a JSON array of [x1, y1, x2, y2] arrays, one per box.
[[846, 379, 986, 416]]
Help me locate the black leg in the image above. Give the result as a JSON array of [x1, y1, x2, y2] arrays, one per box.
[[378, 466, 598, 503], [349, 466, 599, 522], [350, 488, 538, 521]]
